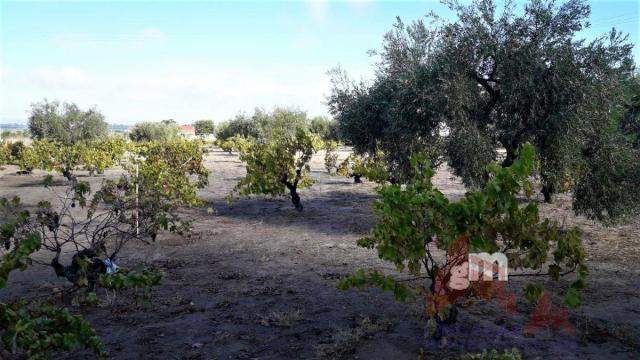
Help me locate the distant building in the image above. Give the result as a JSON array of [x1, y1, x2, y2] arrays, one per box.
[[179, 124, 196, 139]]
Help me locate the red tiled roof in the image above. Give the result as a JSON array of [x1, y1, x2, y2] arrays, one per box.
[[179, 125, 195, 132]]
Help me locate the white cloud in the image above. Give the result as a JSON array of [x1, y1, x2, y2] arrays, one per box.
[[293, 34, 322, 50], [0, 59, 344, 124], [347, 0, 374, 8], [51, 27, 168, 52], [308, 0, 329, 24], [29, 66, 92, 88], [52, 33, 95, 49], [135, 28, 167, 45]]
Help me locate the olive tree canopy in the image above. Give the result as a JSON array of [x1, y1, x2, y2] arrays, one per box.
[[309, 116, 341, 142], [129, 121, 179, 142], [215, 114, 261, 141], [329, 0, 640, 224], [194, 119, 215, 137], [28, 99, 109, 144], [216, 108, 320, 141]]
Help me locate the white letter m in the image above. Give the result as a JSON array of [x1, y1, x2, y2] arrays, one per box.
[[468, 252, 508, 281]]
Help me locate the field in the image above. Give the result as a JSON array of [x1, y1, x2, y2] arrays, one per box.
[[1, 147, 639, 359]]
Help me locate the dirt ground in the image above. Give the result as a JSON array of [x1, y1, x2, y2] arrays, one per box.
[[1, 148, 639, 360]]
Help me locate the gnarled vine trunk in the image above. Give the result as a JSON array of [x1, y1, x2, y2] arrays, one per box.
[[541, 183, 554, 203], [282, 169, 304, 211], [288, 186, 303, 211], [51, 249, 106, 290], [62, 168, 77, 183]]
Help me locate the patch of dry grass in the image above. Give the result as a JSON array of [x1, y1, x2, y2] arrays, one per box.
[[259, 309, 305, 327], [314, 316, 392, 359]]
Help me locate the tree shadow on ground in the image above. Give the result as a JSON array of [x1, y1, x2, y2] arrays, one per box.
[[200, 190, 378, 237]]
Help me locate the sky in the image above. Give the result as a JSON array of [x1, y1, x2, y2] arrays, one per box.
[[1, 0, 638, 125]]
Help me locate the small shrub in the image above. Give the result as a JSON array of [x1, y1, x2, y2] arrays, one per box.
[[339, 144, 587, 336], [336, 151, 390, 184], [323, 140, 339, 174], [234, 128, 320, 211]]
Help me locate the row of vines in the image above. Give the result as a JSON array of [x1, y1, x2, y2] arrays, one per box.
[[0, 137, 208, 358], [0, 126, 598, 359]]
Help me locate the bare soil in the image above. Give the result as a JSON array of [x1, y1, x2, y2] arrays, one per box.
[[1, 148, 639, 360]]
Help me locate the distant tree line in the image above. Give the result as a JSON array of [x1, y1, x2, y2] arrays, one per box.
[[215, 108, 340, 143], [24, 99, 337, 146]]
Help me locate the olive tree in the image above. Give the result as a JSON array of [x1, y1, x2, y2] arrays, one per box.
[[217, 108, 315, 142], [572, 74, 640, 224], [215, 114, 261, 141], [620, 76, 640, 148], [253, 107, 310, 139], [129, 121, 179, 142], [194, 119, 215, 138], [28, 100, 109, 144], [431, 0, 637, 202], [329, 0, 640, 223], [310, 116, 340, 142], [328, 24, 446, 182]]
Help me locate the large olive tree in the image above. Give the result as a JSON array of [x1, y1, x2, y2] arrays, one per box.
[[329, 0, 640, 223], [28, 99, 109, 144]]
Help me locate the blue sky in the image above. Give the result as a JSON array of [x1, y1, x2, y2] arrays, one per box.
[[1, 0, 638, 125]]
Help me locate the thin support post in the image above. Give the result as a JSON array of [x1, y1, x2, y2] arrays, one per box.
[[135, 163, 139, 237]]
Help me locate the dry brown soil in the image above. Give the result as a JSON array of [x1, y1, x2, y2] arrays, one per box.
[[1, 148, 639, 359]]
